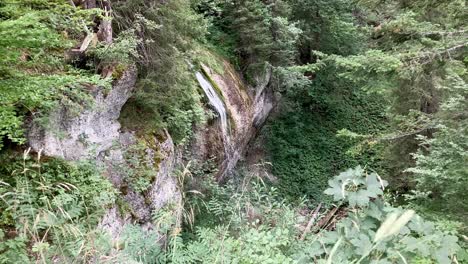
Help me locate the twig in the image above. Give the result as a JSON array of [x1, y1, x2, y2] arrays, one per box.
[[379, 125, 436, 141], [314, 206, 340, 231], [410, 42, 468, 65], [300, 203, 322, 240]]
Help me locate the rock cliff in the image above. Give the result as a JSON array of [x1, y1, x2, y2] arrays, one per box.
[[26, 57, 275, 247]]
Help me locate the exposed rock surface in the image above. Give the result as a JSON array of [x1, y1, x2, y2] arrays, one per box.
[[194, 62, 276, 180], [27, 66, 182, 244], [99, 130, 181, 242], [28, 67, 137, 160]]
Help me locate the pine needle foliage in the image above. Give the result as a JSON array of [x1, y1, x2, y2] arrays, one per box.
[[0, 0, 111, 149], [114, 0, 208, 143]]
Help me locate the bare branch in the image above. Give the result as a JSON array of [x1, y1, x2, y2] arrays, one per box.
[[408, 42, 468, 65], [379, 125, 436, 141], [300, 203, 322, 240]]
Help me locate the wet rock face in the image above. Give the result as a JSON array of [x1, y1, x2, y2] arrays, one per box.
[[28, 66, 137, 160], [193, 62, 276, 180]]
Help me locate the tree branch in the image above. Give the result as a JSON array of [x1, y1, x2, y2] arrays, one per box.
[[300, 203, 322, 240]]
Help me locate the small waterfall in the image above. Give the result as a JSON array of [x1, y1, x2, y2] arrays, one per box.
[[195, 72, 233, 157]]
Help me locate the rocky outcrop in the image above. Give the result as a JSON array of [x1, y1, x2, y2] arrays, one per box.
[[99, 130, 181, 242], [193, 62, 276, 180], [28, 67, 137, 160], [27, 66, 182, 245], [26, 55, 275, 254]]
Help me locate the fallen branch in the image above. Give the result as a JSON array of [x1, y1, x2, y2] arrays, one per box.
[[314, 206, 340, 231], [300, 203, 322, 240]]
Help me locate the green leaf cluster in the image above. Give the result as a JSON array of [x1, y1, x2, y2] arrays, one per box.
[[0, 151, 117, 262], [114, 0, 208, 143], [160, 167, 464, 263], [0, 0, 108, 149]]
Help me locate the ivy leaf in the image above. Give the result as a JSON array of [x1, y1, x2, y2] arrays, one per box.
[[350, 234, 373, 256], [347, 191, 370, 207], [324, 178, 345, 201]]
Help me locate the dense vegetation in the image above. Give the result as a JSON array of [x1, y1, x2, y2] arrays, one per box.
[[0, 0, 466, 263]]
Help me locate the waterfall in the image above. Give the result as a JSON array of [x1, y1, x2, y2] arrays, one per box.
[[195, 72, 232, 156]]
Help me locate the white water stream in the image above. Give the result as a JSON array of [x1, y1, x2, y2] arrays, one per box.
[[195, 72, 232, 157]]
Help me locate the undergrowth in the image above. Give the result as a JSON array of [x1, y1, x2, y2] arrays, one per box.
[[0, 149, 116, 263], [265, 83, 387, 201], [106, 166, 466, 263]]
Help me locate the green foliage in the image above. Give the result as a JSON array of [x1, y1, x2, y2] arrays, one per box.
[[227, 0, 300, 69], [161, 167, 464, 263], [322, 0, 468, 226], [295, 166, 462, 264], [261, 0, 467, 233], [0, 0, 109, 149], [121, 140, 158, 193], [265, 67, 387, 200], [405, 61, 468, 222], [114, 0, 208, 143], [0, 0, 466, 262], [194, 0, 301, 83], [324, 166, 387, 207], [289, 0, 366, 61], [118, 224, 163, 263], [193, 0, 241, 64], [92, 28, 141, 69], [0, 150, 117, 262]]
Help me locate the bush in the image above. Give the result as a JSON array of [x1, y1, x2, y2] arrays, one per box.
[[0, 150, 116, 262], [0, 0, 109, 149], [164, 167, 464, 263]]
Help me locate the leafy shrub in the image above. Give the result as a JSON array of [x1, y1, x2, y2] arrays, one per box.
[[0, 150, 116, 262], [165, 167, 464, 264], [0, 0, 109, 149]]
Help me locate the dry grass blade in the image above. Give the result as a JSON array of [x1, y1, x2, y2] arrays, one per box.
[[374, 210, 415, 242], [374, 211, 399, 242], [327, 237, 343, 264]]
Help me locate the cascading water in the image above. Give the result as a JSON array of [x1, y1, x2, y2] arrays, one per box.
[[195, 72, 234, 161]]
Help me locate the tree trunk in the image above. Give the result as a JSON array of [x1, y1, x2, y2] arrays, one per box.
[[84, 0, 97, 9]]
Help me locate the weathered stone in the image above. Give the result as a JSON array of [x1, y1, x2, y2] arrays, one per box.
[[28, 66, 137, 160], [146, 131, 181, 214], [98, 130, 181, 244], [194, 61, 276, 181], [27, 66, 182, 249]]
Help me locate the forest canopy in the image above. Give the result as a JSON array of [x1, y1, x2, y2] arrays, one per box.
[[0, 0, 466, 263]]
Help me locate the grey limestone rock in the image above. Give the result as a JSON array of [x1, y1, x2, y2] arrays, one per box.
[[28, 66, 137, 160]]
